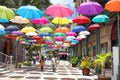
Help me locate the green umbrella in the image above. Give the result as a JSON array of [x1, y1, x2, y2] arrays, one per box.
[[43, 36, 52, 40], [0, 5, 15, 20], [53, 32, 65, 37], [39, 27, 54, 33]]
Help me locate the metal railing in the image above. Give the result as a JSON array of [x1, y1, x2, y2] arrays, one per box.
[[0, 52, 13, 71]]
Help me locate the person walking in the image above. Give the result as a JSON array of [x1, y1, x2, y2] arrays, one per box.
[[39, 56, 45, 71], [51, 55, 57, 72]]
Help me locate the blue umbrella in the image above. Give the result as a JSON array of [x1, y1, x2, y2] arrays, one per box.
[[0, 18, 9, 23], [39, 33, 51, 37], [0, 29, 6, 36], [92, 14, 110, 23], [72, 25, 86, 32], [5, 25, 19, 32], [16, 5, 43, 19]]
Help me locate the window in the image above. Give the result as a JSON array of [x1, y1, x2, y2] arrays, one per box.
[[101, 42, 108, 54]]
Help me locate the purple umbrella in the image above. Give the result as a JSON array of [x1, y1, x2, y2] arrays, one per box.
[[11, 30, 23, 35], [77, 2, 103, 16]]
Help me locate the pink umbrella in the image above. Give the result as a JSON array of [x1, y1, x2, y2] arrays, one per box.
[[66, 31, 77, 36], [46, 4, 73, 17], [54, 36, 64, 41], [31, 17, 49, 24]]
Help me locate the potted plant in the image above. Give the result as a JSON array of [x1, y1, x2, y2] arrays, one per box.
[[94, 52, 112, 80], [70, 56, 78, 67], [80, 56, 92, 75]]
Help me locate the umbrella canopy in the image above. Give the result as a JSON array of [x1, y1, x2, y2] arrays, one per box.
[[55, 27, 70, 33], [66, 31, 77, 36], [32, 35, 42, 40], [66, 36, 76, 42], [0, 29, 6, 36], [16, 5, 43, 19], [39, 33, 51, 37], [73, 15, 90, 24], [79, 31, 91, 36], [92, 14, 110, 23], [10, 16, 29, 24], [75, 36, 82, 41], [72, 25, 86, 33], [46, 4, 73, 17], [52, 17, 70, 24], [11, 30, 23, 35], [43, 36, 52, 40], [0, 19, 9, 23], [5, 25, 19, 32], [39, 27, 54, 33], [53, 32, 65, 37], [21, 26, 36, 33], [31, 17, 49, 24], [77, 2, 103, 16], [0, 24, 5, 29], [25, 32, 38, 36], [78, 35, 87, 39], [88, 24, 101, 31], [54, 36, 64, 41], [0, 5, 15, 20], [105, 0, 120, 12]]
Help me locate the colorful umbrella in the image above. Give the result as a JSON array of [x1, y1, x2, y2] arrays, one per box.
[[78, 35, 87, 39], [0, 29, 6, 36], [32, 35, 42, 40], [79, 31, 91, 36], [25, 32, 38, 36], [16, 5, 43, 19], [66, 36, 76, 42], [39, 27, 54, 33], [88, 24, 101, 31], [46, 4, 73, 17], [77, 2, 103, 16], [10, 16, 29, 24], [43, 36, 52, 40], [11, 30, 23, 35], [54, 36, 64, 41], [0, 19, 9, 23], [52, 17, 70, 24], [31, 17, 49, 24], [72, 15, 90, 24], [0, 24, 5, 29], [72, 25, 86, 33], [39, 33, 51, 37], [55, 27, 70, 33], [92, 14, 110, 23], [75, 37, 82, 41], [21, 26, 36, 33], [0, 5, 15, 20], [66, 31, 77, 36], [5, 25, 19, 32], [53, 32, 65, 37]]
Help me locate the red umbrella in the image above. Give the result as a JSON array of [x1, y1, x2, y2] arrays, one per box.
[[88, 24, 101, 31], [46, 4, 73, 17], [55, 27, 70, 33], [31, 17, 49, 24], [32, 35, 42, 40], [72, 15, 90, 24]]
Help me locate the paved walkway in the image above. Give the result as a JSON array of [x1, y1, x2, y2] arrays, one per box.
[[0, 60, 98, 80]]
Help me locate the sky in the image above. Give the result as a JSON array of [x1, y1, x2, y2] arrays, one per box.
[[50, 0, 75, 6]]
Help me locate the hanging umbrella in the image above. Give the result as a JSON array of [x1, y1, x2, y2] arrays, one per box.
[[52, 17, 70, 24], [66, 36, 76, 42], [77, 2, 103, 16], [31, 17, 49, 24], [5, 25, 19, 32], [39, 27, 54, 33], [32, 35, 42, 40], [11, 30, 23, 35], [43, 36, 52, 40], [78, 35, 87, 39], [0, 5, 15, 20], [21, 26, 36, 33], [54, 36, 64, 41], [79, 31, 91, 36], [75, 36, 82, 41], [10, 16, 30, 24], [92, 14, 110, 23], [72, 25, 86, 33], [16, 5, 43, 19], [25, 32, 38, 36], [55, 27, 70, 33], [0, 19, 9, 23], [88, 24, 101, 31], [39, 33, 51, 37], [66, 31, 77, 36], [73, 15, 90, 24], [46, 4, 73, 17], [53, 32, 65, 37], [0, 24, 5, 29], [0, 29, 6, 36]]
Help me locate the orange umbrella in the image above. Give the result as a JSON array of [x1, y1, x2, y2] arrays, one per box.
[[105, 0, 120, 12], [55, 27, 70, 33]]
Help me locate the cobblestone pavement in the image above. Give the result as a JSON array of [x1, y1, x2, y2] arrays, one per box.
[[0, 60, 98, 80]]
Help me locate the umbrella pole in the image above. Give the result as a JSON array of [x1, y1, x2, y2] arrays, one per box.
[[117, 12, 120, 80]]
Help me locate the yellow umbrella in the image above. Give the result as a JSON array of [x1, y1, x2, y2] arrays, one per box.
[[52, 17, 70, 24], [10, 16, 29, 24], [21, 26, 36, 33]]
